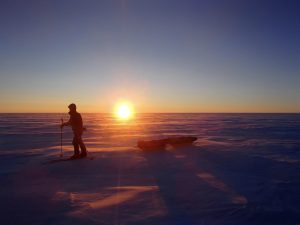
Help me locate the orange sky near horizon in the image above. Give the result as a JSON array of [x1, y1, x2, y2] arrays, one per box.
[[0, 98, 299, 113], [1, 75, 299, 113]]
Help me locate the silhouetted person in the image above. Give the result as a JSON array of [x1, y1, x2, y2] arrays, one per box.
[[61, 103, 87, 159]]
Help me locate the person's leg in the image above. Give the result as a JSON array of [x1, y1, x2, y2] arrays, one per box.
[[74, 131, 87, 157], [72, 135, 80, 156], [77, 135, 87, 157]]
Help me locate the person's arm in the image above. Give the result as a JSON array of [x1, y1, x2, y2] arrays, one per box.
[[60, 118, 71, 129]]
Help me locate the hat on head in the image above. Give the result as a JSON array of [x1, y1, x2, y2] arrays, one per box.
[[68, 103, 76, 110]]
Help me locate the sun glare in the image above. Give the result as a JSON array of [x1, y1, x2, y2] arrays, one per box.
[[115, 103, 134, 120]]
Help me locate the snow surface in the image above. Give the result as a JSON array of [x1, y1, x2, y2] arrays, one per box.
[[0, 113, 299, 225]]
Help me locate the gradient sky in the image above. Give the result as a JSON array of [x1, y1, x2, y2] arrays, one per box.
[[0, 0, 299, 113]]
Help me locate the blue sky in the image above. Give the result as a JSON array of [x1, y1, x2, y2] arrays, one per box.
[[0, 0, 299, 112]]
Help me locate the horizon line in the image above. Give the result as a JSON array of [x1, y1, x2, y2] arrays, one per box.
[[0, 112, 299, 114]]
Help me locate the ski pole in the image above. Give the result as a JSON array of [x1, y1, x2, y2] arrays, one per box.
[[60, 118, 64, 157]]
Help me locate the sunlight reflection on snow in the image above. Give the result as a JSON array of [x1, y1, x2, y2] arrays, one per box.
[[53, 185, 167, 223], [197, 172, 248, 205]]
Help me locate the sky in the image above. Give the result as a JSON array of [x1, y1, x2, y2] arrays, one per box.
[[0, 0, 299, 113]]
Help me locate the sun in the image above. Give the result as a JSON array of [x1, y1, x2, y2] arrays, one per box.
[[115, 102, 134, 120]]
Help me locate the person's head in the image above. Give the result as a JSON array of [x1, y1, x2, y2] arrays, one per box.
[[68, 103, 77, 113]]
